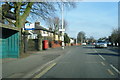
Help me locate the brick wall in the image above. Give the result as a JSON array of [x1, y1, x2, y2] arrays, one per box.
[[50, 41, 61, 48]]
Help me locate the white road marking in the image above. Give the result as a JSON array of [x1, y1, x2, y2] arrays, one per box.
[[107, 69, 115, 76], [94, 50, 97, 53], [33, 63, 56, 78], [98, 54, 106, 61], [110, 64, 120, 74], [94, 49, 97, 52], [101, 62, 105, 66], [94, 48, 120, 75], [93, 49, 105, 61]]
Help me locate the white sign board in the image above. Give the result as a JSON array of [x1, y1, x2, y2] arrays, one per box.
[[59, 29, 65, 32], [25, 23, 35, 30]]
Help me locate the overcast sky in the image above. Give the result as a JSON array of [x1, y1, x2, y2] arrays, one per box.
[[63, 2, 118, 39]]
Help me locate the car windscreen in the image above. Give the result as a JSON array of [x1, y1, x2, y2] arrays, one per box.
[[97, 41, 106, 43]]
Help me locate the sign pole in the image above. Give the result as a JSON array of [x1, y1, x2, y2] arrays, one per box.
[[61, 2, 64, 49]]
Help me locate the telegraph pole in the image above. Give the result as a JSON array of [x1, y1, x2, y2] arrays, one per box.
[[61, 2, 65, 49]]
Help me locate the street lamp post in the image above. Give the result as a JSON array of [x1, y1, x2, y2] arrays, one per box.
[[61, 2, 64, 49], [76, 38, 77, 45]]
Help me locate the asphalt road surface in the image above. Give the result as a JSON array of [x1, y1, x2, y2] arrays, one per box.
[[40, 45, 120, 79]]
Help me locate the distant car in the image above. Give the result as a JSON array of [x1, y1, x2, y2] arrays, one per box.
[[95, 40, 107, 48], [82, 43, 87, 45], [92, 42, 96, 45]]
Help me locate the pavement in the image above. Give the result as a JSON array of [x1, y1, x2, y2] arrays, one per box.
[[2, 46, 73, 78]]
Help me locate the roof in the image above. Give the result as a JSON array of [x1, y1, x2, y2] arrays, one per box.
[[0, 23, 20, 31], [35, 25, 54, 33]]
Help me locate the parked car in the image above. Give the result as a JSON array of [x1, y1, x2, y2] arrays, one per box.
[[107, 42, 112, 46], [82, 43, 87, 46], [95, 40, 107, 48], [92, 42, 96, 45]]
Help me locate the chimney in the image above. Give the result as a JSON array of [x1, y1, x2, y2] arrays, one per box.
[[35, 22, 40, 27]]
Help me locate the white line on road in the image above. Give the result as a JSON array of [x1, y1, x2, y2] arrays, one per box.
[[110, 64, 120, 74], [107, 69, 115, 76], [33, 63, 56, 78], [101, 62, 105, 66], [93, 49, 106, 61], [94, 49, 97, 53], [98, 54, 106, 61]]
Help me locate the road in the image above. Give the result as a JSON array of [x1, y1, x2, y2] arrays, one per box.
[[38, 45, 120, 79]]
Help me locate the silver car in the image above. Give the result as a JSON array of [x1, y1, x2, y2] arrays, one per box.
[[95, 40, 107, 48]]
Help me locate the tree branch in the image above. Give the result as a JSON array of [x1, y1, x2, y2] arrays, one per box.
[[21, 2, 34, 20]]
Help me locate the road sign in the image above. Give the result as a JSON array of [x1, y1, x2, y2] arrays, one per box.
[[59, 29, 65, 32], [24, 23, 35, 30]]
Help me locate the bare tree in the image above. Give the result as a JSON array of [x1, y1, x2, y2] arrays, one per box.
[[109, 28, 119, 46], [77, 31, 86, 43], [2, 2, 76, 28], [88, 36, 95, 43], [46, 17, 68, 32], [2, 2, 76, 53], [118, 27, 120, 46], [46, 16, 68, 41]]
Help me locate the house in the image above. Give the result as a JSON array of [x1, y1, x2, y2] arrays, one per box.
[[70, 38, 75, 44], [26, 22, 61, 41], [25, 22, 62, 50], [70, 38, 76, 46]]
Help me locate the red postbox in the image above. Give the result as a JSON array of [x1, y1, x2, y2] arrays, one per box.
[[43, 40, 49, 50]]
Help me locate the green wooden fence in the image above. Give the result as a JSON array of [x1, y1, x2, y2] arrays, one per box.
[[0, 32, 19, 58]]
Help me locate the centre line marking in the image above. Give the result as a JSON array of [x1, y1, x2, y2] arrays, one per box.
[[110, 64, 120, 74], [94, 49, 97, 53], [107, 69, 114, 76], [95, 50, 97, 53], [101, 62, 105, 66], [98, 54, 105, 61], [34, 63, 56, 78]]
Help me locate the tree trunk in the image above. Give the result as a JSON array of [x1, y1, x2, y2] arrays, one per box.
[[14, 2, 34, 55], [38, 33, 43, 51]]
